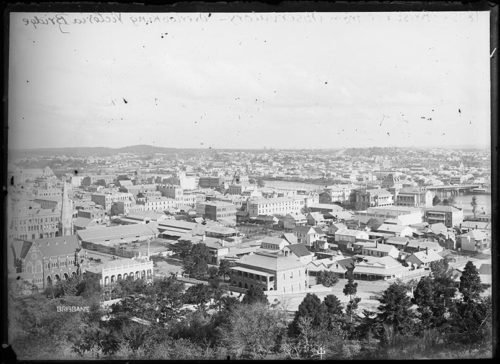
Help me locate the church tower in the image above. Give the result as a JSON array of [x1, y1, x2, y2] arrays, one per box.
[[60, 181, 73, 236]]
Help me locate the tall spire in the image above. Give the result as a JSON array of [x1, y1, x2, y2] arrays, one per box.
[[61, 180, 73, 236]]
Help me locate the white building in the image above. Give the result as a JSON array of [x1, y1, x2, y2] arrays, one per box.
[[247, 197, 303, 217]]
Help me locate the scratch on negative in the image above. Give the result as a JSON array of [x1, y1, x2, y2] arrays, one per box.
[[491, 48, 496, 58]]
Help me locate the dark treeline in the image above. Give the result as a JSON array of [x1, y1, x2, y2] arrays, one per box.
[[9, 259, 491, 360]]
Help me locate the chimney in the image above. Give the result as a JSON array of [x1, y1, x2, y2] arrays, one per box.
[[425, 247, 428, 255]]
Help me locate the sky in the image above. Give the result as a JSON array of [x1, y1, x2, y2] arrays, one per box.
[[8, 11, 491, 150]]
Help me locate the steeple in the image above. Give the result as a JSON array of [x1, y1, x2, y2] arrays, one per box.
[[61, 180, 73, 236]]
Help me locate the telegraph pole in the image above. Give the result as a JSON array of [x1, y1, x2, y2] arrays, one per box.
[[317, 346, 325, 360]]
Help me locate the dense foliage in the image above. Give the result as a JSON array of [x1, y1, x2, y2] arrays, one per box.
[[9, 259, 491, 360], [316, 270, 339, 287]]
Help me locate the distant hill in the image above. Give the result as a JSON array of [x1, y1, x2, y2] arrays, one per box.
[[9, 145, 181, 158]]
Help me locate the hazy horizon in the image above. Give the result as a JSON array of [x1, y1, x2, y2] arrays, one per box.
[[10, 143, 491, 152], [9, 11, 491, 150]]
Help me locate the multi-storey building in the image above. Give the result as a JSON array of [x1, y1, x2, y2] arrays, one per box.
[[10, 235, 83, 290], [335, 228, 370, 250], [136, 196, 178, 212], [202, 201, 237, 224], [294, 226, 326, 247], [357, 206, 424, 225], [9, 199, 62, 240], [395, 187, 433, 208], [424, 206, 464, 228], [100, 258, 154, 287], [319, 185, 353, 204], [91, 191, 134, 213], [157, 184, 183, 199], [198, 176, 225, 189], [229, 251, 308, 293], [352, 188, 394, 211], [247, 197, 302, 217]]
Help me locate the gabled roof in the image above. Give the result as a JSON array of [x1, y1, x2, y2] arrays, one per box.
[[330, 223, 347, 230], [77, 224, 158, 243], [407, 240, 442, 250], [308, 212, 325, 220], [386, 236, 410, 244], [294, 225, 315, 234], [23, 235, 81, 258], [362, 243, 398, 253], [261, 236, 288, 246], [408, 250, 443, 264], [461, 229, 487, 240], [282, 233, 298, 245], [313, 227, 326, 235], [377, 224, 412, 233], [430, 222, 448, 234], [236, 251, 306, 272], [335, 228, 367, 237], [286, 244, 312, 257]]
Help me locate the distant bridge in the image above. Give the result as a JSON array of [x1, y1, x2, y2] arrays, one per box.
[[426, 184, 480, 198]]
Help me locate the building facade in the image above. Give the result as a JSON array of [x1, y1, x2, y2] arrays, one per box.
[[230, 251, 308, 293], [247, 197, 302, 217], [424, 206, 464, 228], [10, 235, 83, 290]]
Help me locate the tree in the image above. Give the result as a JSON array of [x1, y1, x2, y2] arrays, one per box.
[[208, 266, 219, 279], [448, 295, 492, 350], [429, 259, 457, 326], [220, 302, 287, 359], [317, 271, 339, 287], [412, 276, 435, 328], [366, 218, 382, 231], [471, 196, 478, 219], [343, 270, 358, 300], [242, 285, 269, 305], [322, 294, 343, 317], [377, 283, 415, 338], [218, 260, 232, 282], [459, 261, 484, 303], [183, 243, 210, 279], [289, 293, 326, 337], [76, 273, 102, 299], [432, 195, 441, 206], [183, 284, 213, 308], [113, 277, 147, 297], [172, 241, 193, 259], [321, 294, 345, 335], [72, 302, 121, 358], [343, 268, 360, 325]]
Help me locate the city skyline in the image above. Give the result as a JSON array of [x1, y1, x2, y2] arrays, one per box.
[[9, 11, 491, 150]]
